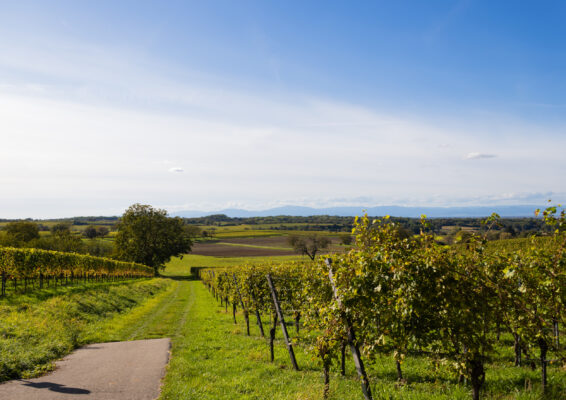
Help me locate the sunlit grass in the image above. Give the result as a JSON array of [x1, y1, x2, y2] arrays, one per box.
[[160, 281, 566, 399], [164, 254, 308, 277], [0, 278, 171, 381]]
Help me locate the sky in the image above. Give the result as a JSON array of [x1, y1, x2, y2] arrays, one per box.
[[1, 0, 565, 218]]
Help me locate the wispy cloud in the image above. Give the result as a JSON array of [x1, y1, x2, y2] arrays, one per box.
[[465, 152, 497, 160], [0, 32, 565, 217]]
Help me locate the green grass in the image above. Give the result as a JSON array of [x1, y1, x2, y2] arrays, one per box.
[[165, 254, 308, 275], [0, 278, 171, 381], [159, 281, 566, 400]]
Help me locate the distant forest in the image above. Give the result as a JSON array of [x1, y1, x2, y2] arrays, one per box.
[[183, 214, 547, 238], [1, 214, 549, 242]]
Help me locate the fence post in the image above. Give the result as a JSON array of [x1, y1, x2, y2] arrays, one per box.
[[326, 258, 373, 400], [233, 274, 250, 336], [266, 273, 299, 371]]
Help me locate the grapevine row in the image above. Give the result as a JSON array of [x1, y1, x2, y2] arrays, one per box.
[[0, 246, 153, 295], [200, 209, 565, 400]]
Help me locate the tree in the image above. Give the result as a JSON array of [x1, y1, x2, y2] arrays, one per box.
[[339, 233, 353, 245], [287, 234, 331, 260], [184, 225, 202, 240], [51, 223, 71, 235], [45, 223, 83, 252], [114, 204, 192, 275], [4, 221, 40, 245], [84, 226, 98, 239], [96, 226, 109, 237]]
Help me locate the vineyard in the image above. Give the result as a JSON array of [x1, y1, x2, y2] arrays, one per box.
[[201, 209, 565, 400], [0, 247, 153, 295]]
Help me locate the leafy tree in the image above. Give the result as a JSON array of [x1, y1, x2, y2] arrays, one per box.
[[184, 225, 202, 240], [287, 234, 331, 260], [4, 221, 40, 244], [84, 226, 98, 239], [96, 226, 109, 237], [51, 223, 72, 235], [39, 224, 83, 252], [114, 204, 192, 275]]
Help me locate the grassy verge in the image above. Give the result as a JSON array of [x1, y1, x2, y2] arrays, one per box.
[[0, 278, 171, 381], [160, 281, 566, 400], [165, 254, 307, 275]]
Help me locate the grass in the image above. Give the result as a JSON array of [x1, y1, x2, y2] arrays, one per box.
[[165, 254, 308, 275], [0, 278, 171, 381], [159, 280, 566, 400]]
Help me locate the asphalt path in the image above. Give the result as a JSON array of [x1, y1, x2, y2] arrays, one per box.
[[0, 338, 171, 400]]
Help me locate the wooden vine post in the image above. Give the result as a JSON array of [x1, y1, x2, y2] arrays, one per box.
[[266, 273, 299, 371], [326, 258, 373, 400], [233, 274, 250, 336], [252, 292, 265, 337], [225, 272, 237, 324]]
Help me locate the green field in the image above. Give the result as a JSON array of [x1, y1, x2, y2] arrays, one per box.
[[165, 254, 306, 274]]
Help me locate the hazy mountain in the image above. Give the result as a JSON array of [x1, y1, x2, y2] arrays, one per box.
[[172, 205, 545, 219]]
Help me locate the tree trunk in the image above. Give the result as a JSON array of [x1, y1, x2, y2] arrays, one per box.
[[255, 309, 265, 337], [396, 360, 403, 381], [269, 313, 278, 362], [470, 357, 485, 400], [294, 312, 301, 334], [513, 333, 521, 367], [232, 303, 237, 324], [496, 321, 501, 341], [244, 310, 250, 336], [539, 338, 548, 392], [341, 342, 346, 376], [323, 362, 330, 399]]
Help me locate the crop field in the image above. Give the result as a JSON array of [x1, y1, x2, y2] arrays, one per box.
[[191, 235, 346, 257]]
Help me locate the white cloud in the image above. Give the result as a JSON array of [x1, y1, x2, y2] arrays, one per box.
[[0, 33, 565, 217], [464, 152, 497, 160]]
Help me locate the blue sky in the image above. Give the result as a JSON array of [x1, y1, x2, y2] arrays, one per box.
[[1, 1, 565, 217]]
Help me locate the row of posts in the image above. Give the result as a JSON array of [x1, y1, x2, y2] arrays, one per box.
[[206, 259, 374, 400]]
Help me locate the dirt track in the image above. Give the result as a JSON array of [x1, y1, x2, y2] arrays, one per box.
[[0, 338, 170, 400]]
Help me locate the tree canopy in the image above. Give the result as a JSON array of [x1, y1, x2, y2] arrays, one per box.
[[114, 204, 192, 275], [4, 221, 40, 245], [287, 234, 331, 260]]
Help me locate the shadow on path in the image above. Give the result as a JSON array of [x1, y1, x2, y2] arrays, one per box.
[[21, 381, 90, 395], [162, 275, 198, 281]]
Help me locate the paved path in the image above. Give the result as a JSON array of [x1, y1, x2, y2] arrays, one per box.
[[0, 338, 171, 400]]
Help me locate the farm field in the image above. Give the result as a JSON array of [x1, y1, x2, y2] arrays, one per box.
[[190, 235, 347, 257]]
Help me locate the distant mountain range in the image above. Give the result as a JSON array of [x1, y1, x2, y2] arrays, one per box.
[[171, 205, 547, 219]]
